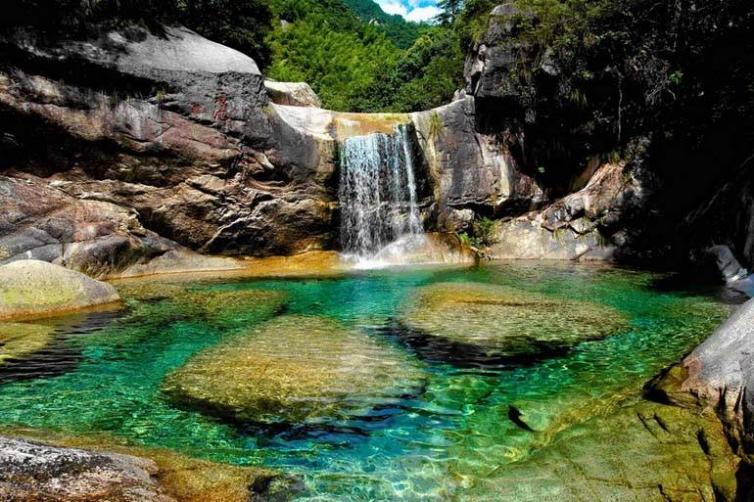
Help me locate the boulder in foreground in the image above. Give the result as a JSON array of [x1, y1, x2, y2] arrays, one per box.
[[0, 260, 120, 320], [163, 315, 425, 425]]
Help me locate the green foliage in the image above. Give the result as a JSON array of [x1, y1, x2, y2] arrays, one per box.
[[472, 217, 497, 247], [266, 2, 463, 112], [340, 0, 424, 49], [457, 217, 497, 249]]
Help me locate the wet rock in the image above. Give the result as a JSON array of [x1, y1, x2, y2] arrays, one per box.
[[0, 260, 120, 320], [0, 323, 55, 364], [0, 436, 172, 501], [400, 283, 628, 359], [0, 434, 296, 502], [461, 400, 741, 501], [163, 315, 425, 425]]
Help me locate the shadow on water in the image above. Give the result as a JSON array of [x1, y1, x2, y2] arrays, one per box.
[[0, 308, 126, 383], [372, 320, 572, 371]]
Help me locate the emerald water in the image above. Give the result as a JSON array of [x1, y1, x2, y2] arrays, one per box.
[[0, 262, 732, 500]]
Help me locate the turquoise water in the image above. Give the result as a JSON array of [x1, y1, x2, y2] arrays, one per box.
[[0, 262, 731, 500]]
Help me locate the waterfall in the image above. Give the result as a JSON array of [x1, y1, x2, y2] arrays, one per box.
[[338, 125, 425, 266]]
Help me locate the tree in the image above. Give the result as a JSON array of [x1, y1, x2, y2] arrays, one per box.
[[436, 0, 464, 25]]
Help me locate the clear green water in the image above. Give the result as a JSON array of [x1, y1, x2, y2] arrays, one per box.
[[0, 262, 731, 500]]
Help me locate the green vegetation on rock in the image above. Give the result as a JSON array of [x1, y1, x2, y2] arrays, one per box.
[[163, 315, 425, 425], [401, 282, 629, 357]]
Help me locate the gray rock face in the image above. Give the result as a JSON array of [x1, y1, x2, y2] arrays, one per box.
[[0, 25, 336, 275], [0, 436, 171, 501], [488, 161, 647, 261], [676, 299, 754, 456], [412, 98, 544, 230]]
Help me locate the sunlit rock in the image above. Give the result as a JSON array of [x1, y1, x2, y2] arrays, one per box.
[[163, 315, 425, 425], [0, 260, 120, 320], [458, 401, 740, 501], [400, 282, 628, 359]]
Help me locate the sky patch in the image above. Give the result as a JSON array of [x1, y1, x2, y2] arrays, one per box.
[[375, 0, 442, 23]]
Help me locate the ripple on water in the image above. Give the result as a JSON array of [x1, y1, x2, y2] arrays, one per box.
[[0, 262, 734, 500]]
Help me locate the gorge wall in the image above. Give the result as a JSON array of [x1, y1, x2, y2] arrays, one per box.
[[1, 1, 752, 277]]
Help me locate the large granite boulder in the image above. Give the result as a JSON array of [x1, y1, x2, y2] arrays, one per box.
[[488, 160, 650, 261], [0, 24, 337, 272], [163, 315, 425, 425], [459, 400, 741, 501], [265, 80, 322, 107], [649, 299, 754, 459], [0, 260, 120, 320], [399, 282, 628, 360]]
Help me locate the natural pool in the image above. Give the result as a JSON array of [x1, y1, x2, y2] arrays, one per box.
[[0, 262, 735, 500]]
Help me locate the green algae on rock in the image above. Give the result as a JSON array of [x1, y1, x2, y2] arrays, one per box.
[[163, 315, 425, 425], [0, 260, 121, 320], [400, 282, 629, 359], [0, 323, 55, 364], [458, 400, 740, 501]]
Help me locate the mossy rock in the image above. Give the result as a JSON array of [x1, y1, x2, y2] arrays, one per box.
[[0, 323, 56, 364], [180, 289, 288, 327], [0, 260, 120, 320], [163, 315, 425, 425], [400, 283, 629, 359], [458, 400, 740, 501]]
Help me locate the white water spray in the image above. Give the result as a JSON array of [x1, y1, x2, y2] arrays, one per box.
[[338, 125, 426, 267]]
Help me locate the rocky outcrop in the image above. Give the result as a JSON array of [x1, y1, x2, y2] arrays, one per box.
[[0, 435, 294, 501], [0, 436, 171, 501], [649, 299, 754, 461], [411, 97, 544, 231], [488, 159, 650, 261], [0, 25, 337, 276], [0, 260, 120, 320], [264, 80, 322, 107]]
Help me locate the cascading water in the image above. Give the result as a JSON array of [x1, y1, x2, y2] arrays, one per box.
[[338, 125, 426, 267]]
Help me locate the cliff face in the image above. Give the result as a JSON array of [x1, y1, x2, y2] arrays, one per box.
[[0, 26, 336, 277], [460, 1, 754, 268]]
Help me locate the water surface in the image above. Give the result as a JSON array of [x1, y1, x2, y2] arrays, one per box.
[[0, 262, 731, 500]]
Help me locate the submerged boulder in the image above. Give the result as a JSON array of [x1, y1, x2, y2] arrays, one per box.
[[163, 315, 425, 425], [0, 323, 55, 364], [0, 260, 120, 320], [460, 400, 740, 501], [180, 288, 288, 327], [400, 283, 628, 360]]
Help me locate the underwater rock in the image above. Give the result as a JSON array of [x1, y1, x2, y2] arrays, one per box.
[[163, 315, 424, 425], [0, 260, 120, 320], [400, 283, 628, 360], [0, 323, 55, 365], [0, 436, 171, 501], [179, 288, 288, 328], [461, 400, 740, 501]]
